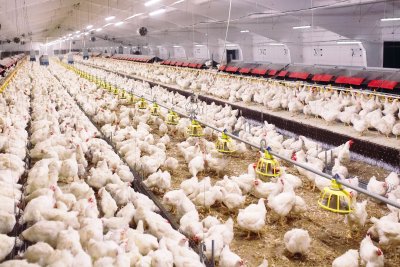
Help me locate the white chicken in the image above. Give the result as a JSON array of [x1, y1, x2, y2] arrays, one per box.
[[98, 187, 118, 218], [237, 198, 266, 237], [367, 176, 387, 197], [283, 228, 311, 256], [344, 200, 368, 237], [219, 245, 245, 267], [332, 249, 359, 267], [0, 234, 14, 261], [359, 235, 384, 267]]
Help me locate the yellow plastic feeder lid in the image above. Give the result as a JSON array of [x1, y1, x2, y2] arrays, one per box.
[[318, 179, 353, 214], [166, 110, 179, 125], [138, 97, 148, 109], [150, 103, 160, 116], [255, 145, 281, 180], [187, 119, 204, 137], [216, 130, 236, 153]]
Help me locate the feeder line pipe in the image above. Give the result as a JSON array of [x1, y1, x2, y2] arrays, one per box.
[[74, 64, 400, 210]]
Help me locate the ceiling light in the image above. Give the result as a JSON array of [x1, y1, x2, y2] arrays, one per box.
[[240, 30, 250, 33], [149, 9, 166, 16], [145, 0, 161, 7], [226, 44, 237, 47], [115, 21, 124, 26], [126, 13, 144, 20], [105, 16, 115, 21], [86, 25, 93, 29], [75, 31, 80, 34], [269, 43, 284, 46], [171, 0, 184, 5], [96, 28, 102, 32], [381, 17, 400, 22], [84, 32, 89, 35], [293, 25, 311, 29], [173, 45, 181, 47], [195, 44, 205, 47], [336, 41, 362, 44]]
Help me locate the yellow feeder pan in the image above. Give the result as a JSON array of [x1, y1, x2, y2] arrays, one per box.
[[318, 179, 353, 214], [187, 120, 204, 137], [216, 130, 236, 153], [138, 97, 148, 109], [119, 90, 127, 99], [150, 103, 161, 116], [113, 86, 119, 95], [255, 147, 281, 181], [166, 110, 179, 125]]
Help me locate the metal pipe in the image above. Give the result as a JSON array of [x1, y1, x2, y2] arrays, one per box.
[[73, 62, 400, 210]]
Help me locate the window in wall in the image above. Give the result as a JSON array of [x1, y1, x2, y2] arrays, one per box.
[[226, 49, 239, 63], [383, 41, 400, 68]]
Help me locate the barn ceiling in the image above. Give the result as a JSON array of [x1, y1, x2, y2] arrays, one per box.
[[0, 0, 400, 47]]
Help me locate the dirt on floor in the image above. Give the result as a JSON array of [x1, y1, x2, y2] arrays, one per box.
[[87, 81, 397, 267], [141, 122, 398, 267]]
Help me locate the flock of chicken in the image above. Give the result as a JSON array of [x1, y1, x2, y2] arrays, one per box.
[[0, 57, 399, 267], [83, 57, 400, 139], [66, 58, 400, 267]]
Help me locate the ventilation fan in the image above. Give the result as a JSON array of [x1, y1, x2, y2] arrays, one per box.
[[13, 37, 20, 43], [6, 39, 11, 43], [138, 27, 148, 36], [90, 36, 96, 42], [72, 41, 76, 45]]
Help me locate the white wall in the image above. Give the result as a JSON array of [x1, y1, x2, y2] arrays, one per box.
[[158, 46, 169, 59], [300, 44, 367, 67], [173, 46, 187, 58], [253, 44, 291, 64], [193, 45, 210, 59]]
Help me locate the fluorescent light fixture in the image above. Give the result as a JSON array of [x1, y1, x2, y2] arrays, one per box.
[[195, 44, 205, 47], [145, 0, 161, 7], [105, 16, 115, 21], [381, 17, 400, 22], [96, 28, 102, 32], [124, 46, 127, 48], [269, 43, 284, 46], [293, 25, 311, 29], [226, 44, 237, 47], [86, 25, 93, 29], [126, 13, 144, 20], [115, 21, 124, 26], [149, 9, 166, 16], [173, 45, 181, 47], [171, 0, 185, 5], [75, 31, 80, 34], [336, 41, 362, 44], [240, 30, 250, 33], [84, 32, 89, 35], [68, 33, 72, 36]]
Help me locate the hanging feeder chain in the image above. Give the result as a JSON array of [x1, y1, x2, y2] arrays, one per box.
[[78, 65, 400, 210]]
